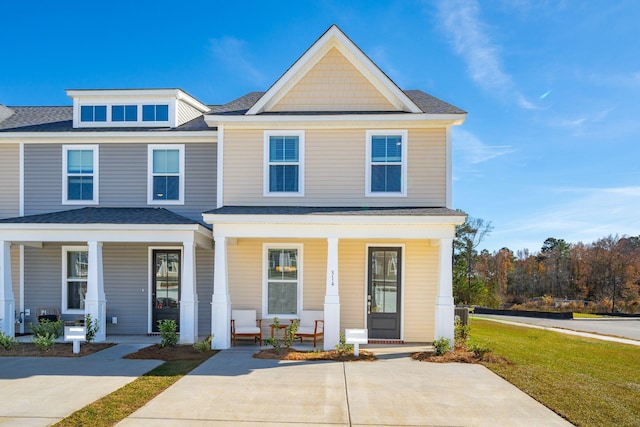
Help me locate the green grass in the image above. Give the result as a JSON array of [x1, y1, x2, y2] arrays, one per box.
[[471, 319, 640, 427], [572, 312, 604, 318], [53, 355, 215, 427]]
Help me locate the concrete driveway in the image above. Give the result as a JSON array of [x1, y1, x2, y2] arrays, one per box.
[[118, 347, 572, 427]]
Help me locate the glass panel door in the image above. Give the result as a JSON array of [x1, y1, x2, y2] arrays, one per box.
[[152, 250, 180, 332], [367, 247, 401, 339]]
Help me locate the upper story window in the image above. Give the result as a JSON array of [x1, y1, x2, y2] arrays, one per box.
[[80, 105, 106, 122], [112, 105, 138, 122], [366, 130, 408, 197], [264, 130, 304, 196], [143, 104, 169, 122], [148, 144, 185, 205], [63, 145, 99, 204]]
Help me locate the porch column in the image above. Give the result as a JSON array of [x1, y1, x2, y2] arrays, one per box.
[[179, 240, 198, 344], [435, 238, 455, 346], [85, 241, 106, 342], [211, 236, 231, 349], [323, 237, 340, 350], [0, 241, 15, 337]]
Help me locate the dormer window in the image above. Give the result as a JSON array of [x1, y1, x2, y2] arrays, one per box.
[[112, 105, 138, 122], [143, 104, 169, 122], [80, 106, 106, 122]]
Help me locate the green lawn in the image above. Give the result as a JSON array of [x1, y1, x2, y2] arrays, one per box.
[[572, 312, 604, 318], [471, 319, 640, 427]]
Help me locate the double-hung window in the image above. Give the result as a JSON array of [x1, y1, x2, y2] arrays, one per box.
[[63, 145, 99, 204], [148, 144, 185, 204], [263, 245, 302, 318], [366, 130, 408, 196], [62, 246, 88, 313], [264, 131, 304, 196]]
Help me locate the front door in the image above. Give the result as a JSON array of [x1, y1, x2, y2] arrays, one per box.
[[367, 247, 401, 339], [152, 250, 180, 332]]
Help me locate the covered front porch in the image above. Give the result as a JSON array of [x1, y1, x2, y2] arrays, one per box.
[[203, 206, 465, 350], [0, 208, 213, 344]]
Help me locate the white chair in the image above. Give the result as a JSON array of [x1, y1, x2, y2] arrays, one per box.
[[231, 310, 262, 346], [295, 310, 324, 348]]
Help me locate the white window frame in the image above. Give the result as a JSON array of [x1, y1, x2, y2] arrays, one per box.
[[62, 245, 89, 315], [262, 243, 303, 319], [147, 144, 185, 205], [62, 145, 99, 205], [75, 101, 173, 128], [365, 130, 408, 197], [263, 130, 305, 197]]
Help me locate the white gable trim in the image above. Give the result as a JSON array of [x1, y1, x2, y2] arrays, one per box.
[[246, 25, 422, 115]]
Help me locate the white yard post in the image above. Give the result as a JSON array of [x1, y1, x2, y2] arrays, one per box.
[[180, 240, 198, 344], [85, 241, 106, 342], [211, 235, 231, 349], [0, 241, 15, 337], [323, 237, 340, 350], [435, 238, 455, 346]]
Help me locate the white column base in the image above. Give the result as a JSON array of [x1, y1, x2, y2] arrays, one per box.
[[0, 298, 15, 337], [435, 296, 455, 345], [85, 299, 107, 342], [323, 300, 340, 351], [179, 299, 198, 344], [211, 296, 231, 349]]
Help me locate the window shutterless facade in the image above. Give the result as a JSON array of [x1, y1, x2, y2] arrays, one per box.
[[263, 244, 303, 318], [62, 246, 88, 314], [142, 104, 169, 122], [147, 144, 185, 204], [80, 105, 107, 122], [112, 105, 138, 122], [263, 130, 304, 196], [62, 145, 99, 204], [365, 130, 408, 196]]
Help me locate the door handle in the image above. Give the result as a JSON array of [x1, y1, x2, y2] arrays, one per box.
[[367, 295, 372, 314]]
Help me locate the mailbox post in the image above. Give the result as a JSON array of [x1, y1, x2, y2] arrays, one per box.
[[345, 328, 368, 356], [64, 326, 87, 354]]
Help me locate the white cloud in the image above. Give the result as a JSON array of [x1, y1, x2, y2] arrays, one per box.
[[552, 107, 616, 134], [453, 128, 514, 165], [209, 36, 266, 86]]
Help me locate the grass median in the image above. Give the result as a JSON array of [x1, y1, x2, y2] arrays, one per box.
[[471, 318, 640, 427]]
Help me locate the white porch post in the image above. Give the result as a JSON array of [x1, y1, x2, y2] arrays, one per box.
[[0, 241, 15, 337], [85, 241, 106, 342], [179, 240, 198, 344], [323, 237, 340, 350], [211, 236, 231, 349], [435, 238, 455, 346]]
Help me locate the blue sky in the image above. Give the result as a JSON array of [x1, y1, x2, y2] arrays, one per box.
[[2, 0, 639, 253]]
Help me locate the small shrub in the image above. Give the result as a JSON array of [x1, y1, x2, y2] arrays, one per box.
[[193, 335, 213, 353], [432, 337, 451, 355], [85, 314, 100, 343], [0, 331, 15, 350], [454, 318, 470, 346], [262, 336, 281, 353], [335, 332, 354, 354], [30, 319, 62, 338], [283, 319, 299, 348], [467, 340, 491, 358], [32, 332, 55, 351], [157, 319, 178, 347]]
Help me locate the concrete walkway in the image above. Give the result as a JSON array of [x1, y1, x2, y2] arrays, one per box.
[[0, 343, 162, 427], [118, 346, 572, 427]]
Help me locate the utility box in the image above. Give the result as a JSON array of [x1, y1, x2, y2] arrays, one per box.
[[455, 307, 470, 326]]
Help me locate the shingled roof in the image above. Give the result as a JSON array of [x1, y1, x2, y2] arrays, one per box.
[[204, 206, 466, 217]]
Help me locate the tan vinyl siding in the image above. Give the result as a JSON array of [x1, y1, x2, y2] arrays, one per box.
[[403, 240, 438, 342], [270, 48, 396, 112], [223, 128, 445, 207], [338, 240, 366, 330], [176, 101, 203, 127], [0, 144, 19, 218]]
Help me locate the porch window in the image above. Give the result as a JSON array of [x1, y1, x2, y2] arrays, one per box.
[[62, 246, 88, 313], [264, 130, 304, 196], [63, 145, 99, 204], [365, 130, 408, 196], [147, 144, 185, 204], [263, 245, 302, 317]]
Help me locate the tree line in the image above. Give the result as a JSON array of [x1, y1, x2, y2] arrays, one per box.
[[453, 217, 640, 313]]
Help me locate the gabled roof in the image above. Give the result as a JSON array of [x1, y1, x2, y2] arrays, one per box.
[[246, 25, 423, 115]]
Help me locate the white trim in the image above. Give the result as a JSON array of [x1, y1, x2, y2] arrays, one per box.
[[262, 243, 303, 319], [364, 243, 405, 340], [0, 131, 218, 141], [19, 143, 24, 216], [263, 130, 305, 197], [147, 144, 185, 205], [62, 145, 99, 205], [148, 246, 183, 334], [446, 125, 452, 209], [62, 245, 89, 315], [19, 244, 24, 334], [205, 113, 466, 126], [216, 124, 224, 208], [365, 130, 408, 197]]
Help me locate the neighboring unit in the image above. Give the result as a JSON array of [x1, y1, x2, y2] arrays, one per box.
[[0, 25, 466, 350]]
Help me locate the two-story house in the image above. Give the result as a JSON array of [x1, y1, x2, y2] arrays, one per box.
[[0, 25, 466, 350]]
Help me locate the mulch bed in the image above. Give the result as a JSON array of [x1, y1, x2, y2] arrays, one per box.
[[0, 342, 114, 357], [124, 344, 216, 361], [411, 347, 511, 364], [253, 347, 376, 361]]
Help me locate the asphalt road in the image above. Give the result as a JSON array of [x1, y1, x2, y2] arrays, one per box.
[[474, 314, 640, 341]]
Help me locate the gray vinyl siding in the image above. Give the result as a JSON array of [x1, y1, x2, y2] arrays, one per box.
[[197, 247, 214, 337], [23, 244, 62, 326], [24, 142, 217, 221], [0, 144, 19, 219]]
